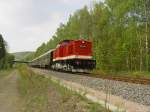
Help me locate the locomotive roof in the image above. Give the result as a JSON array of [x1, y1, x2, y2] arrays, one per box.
[[56, 40, 73, 48], [58, 39, 90, 44], [59, 40, 72, 45]]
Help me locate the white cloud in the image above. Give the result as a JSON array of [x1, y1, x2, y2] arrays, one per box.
[[0, 0, 102, 53]]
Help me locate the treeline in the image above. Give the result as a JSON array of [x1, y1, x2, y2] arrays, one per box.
[[0, 34, 14, 69], [27, 0, 150, 72]]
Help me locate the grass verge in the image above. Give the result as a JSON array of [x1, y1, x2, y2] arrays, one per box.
[[18, 66, 49, 112], [92, 69, 150, 79], [18, 66, 110, 112]]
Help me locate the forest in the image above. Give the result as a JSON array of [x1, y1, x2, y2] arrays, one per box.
[[27, 0, 150, 73], [0, 34, 14, 70]]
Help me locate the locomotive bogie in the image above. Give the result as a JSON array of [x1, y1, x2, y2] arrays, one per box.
[[51, 59, 95, 72]]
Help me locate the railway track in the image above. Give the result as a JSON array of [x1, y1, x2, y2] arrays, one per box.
[[35, 68, 150, 85], [76, 72, 150, 85]]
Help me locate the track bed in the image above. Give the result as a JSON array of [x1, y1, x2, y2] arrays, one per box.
[[32, 68, 150, 106]]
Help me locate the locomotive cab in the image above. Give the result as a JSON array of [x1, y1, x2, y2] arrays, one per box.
[[52, 39, 96, 72]]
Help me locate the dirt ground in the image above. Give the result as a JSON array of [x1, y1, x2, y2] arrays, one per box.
[[0, 70, 22, 112], [0, 69, 106, 112]]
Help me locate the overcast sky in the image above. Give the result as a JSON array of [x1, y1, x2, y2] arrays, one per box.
[[0, 0, 101, 53]]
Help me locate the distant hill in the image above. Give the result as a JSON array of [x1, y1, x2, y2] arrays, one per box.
[[12, 51, 34, 61]]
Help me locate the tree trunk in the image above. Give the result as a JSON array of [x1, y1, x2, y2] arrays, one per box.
[[140, 35, 143, 71], [144, 0, 149, 71]]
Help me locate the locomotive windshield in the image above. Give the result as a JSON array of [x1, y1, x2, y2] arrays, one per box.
[[59, 40, 72, 46]]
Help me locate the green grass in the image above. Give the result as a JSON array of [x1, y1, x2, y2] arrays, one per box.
[[92, 69, 150, 78], [125, 71, 150, 78], [18, 66, 50, 112], [17, 65, 110, 112]]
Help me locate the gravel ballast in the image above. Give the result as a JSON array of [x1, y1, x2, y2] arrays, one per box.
[[34, 69, 150, 106]]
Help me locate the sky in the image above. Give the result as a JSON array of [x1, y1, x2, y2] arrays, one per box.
[[0, 0, 102, 53]]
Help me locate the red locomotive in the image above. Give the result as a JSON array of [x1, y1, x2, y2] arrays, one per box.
[[30, 39, 96, 72]]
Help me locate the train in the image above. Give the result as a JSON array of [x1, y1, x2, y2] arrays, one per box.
[[30, 39, 96, 72]]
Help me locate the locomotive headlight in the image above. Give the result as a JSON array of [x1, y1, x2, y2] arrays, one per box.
[[82, 41, 85, 43]]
